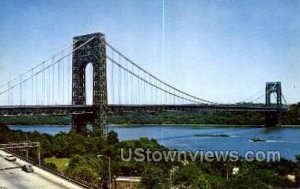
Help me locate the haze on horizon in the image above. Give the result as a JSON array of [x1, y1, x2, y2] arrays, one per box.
[[0, 0, 299, 104]]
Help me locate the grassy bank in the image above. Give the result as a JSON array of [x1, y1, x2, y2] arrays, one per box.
[[44, 156, 70, 172]]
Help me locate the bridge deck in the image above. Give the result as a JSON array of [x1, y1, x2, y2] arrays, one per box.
[[0, 104, 281, 116]]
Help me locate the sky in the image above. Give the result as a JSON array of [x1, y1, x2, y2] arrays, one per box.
[[0, 0, 299, 104]]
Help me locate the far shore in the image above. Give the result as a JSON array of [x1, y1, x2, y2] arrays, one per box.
[[109, 123, 300, 128], [4, 123, 300, 128]]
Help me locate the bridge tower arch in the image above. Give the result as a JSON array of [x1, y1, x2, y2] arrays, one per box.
[[265, 82, 282, 126], [72, 33, 108, 136]]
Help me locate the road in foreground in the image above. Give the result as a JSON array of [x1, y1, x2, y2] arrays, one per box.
[[0, 150, 83, 189]]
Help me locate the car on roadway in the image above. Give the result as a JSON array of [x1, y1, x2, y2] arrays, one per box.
[[4, 154, 16, 161], [22, 164, 34, 173]]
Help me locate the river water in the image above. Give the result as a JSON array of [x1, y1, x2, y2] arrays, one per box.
[[8, 125, 300, 160]]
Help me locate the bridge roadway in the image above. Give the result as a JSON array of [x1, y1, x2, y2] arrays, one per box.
[[0, 104, 283, 116]]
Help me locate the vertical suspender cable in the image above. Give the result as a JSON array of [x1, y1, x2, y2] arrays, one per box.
[[48, 63, 50, 105], [137, 69, 140, 104], [31, 69, 34, 105], [52, 56, 55, 105], [135, 68, 138, 104], [42, 63, 45, 105], [118, 55, 121, 104], [143, 72, 146, 104], [57, 57, 60, 104], [7, 82, 9, 105], [8, 82, 14, 105], [124, 59, 127, 104], [111, 50, 114, 104], [160, 82, 163, 104], [62, 52, 65, 104], [67, 54, 71, 104], [131, 64, 134, 104], [20, 75, 22, 105], [24, 77, 26, 105], [36, 73, 38, 105], [155, 80, 158, 104]]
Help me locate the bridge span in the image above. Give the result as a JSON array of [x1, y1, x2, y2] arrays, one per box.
[[0, 104, 284, 117], [0, 32, 288, 134]]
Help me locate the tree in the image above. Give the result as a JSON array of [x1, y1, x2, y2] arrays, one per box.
[[44, 162, 58, 171], [107, 130, 119, 145], [173, 164, 208, 189], [296, 154, 300, 163], [69, 166, 98, 184], [141, 164, 166, 189]]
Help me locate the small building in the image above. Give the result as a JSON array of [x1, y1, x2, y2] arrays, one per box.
[[287, 174, 296, 183], [112, 176, 141, 189], [232, 167, 239, 175]]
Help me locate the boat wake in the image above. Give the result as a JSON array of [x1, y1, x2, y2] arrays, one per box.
[[264, 140, 300, 143], [265, 140, 285, 143]]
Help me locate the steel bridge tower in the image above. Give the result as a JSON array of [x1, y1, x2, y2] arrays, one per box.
[[72, 33, 108, 136], [265, 82, 282, 126]]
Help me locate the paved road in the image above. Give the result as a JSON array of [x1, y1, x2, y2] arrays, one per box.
[[0, 151, 83, 189]]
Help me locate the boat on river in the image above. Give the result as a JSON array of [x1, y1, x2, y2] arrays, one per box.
[[250, 136, 265, 142]]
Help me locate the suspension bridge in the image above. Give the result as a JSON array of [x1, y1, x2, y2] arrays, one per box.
[[0, 32, 288, 136]]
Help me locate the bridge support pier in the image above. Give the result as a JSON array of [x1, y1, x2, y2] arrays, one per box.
[[265, 111, 282, 127], [71, 32, 108, 137], [72, 114, 90, 134], [265, 82, 283, 127]]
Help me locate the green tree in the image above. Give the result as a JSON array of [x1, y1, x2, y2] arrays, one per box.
[[69, 166, 98, 184], [173, 164, 208, 189], [44, 162, 58, 171], [141, 164, 166, 189], [107, 130, 119, 145]]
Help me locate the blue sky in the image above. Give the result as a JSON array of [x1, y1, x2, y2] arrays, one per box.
[[0, 0, 299, 104]]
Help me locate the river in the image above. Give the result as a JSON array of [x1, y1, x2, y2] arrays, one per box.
[[8, 124, 300, 160]]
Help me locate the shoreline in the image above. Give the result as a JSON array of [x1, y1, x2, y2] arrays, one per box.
[[109, 123, 264, 127], [5, 123, 300, 128], [110, 124, 300, 128]]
